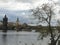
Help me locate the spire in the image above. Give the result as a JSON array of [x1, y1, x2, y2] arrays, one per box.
[[16, 17, 20, 32], [5, 15, 6, 17], [3, 14, 8, 32], [16, 17, 19, 25], [16, 18, 19, 22], [4, 14, 7, 19]]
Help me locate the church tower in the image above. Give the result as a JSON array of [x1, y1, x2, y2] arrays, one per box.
[[3, 15, 8, 32], [16, 18, 20, 32]]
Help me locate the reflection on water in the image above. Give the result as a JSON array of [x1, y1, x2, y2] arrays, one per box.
[[2, 34, 7, 45], [0, 31, 39, 45]]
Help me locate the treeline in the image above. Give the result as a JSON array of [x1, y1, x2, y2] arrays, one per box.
[[0, 22, 60, 32]]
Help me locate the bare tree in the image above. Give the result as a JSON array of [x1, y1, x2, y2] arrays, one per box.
[[57, 20, 60, 33], [32, 3, 60, 45]]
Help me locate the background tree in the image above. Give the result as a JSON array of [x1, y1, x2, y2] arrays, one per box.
[[32, 3, 60, 45]]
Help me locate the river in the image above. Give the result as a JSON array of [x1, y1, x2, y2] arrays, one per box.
[[0, 30, 39, 45]]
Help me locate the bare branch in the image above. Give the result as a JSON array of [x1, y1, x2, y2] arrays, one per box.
[[55, 35, 60, 43]]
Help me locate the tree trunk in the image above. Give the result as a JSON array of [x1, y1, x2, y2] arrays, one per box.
[[48, 19, 56, 45]]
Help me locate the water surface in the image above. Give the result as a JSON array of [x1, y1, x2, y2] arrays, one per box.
[[0, 31, 39, 45]]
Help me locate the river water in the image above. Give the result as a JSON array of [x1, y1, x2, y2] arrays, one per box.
[[0, 31, 39, 45]]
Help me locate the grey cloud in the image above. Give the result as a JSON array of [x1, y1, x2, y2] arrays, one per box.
[[0, 0, 36, 3], [0, 0, 9, 2], [58, 0, 60, 4], [15, 0, 40, 3], [15, 0, 32, 3], [54, 0, 60, 5], [0, 0, 32, 3]]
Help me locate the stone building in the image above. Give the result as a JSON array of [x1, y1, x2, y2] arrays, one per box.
[[3, 15, 8, 32]]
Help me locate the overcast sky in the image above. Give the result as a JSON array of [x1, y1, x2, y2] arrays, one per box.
[[0, 0, 59, 10], [0, 0, 60, 25]]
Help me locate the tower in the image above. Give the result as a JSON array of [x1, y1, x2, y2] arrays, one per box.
[[16, 18, 20, 32], [3, 15, 8, 32]]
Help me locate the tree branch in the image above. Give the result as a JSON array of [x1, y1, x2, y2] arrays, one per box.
[[55, 35, 60, 43]]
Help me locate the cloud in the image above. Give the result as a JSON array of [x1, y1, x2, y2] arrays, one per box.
[[0, 0, 55, 10], [0, 2, 33, 10], [0, 14, 5, 17], [0, 0, 39, 3], [0, 0, 34, 10]]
